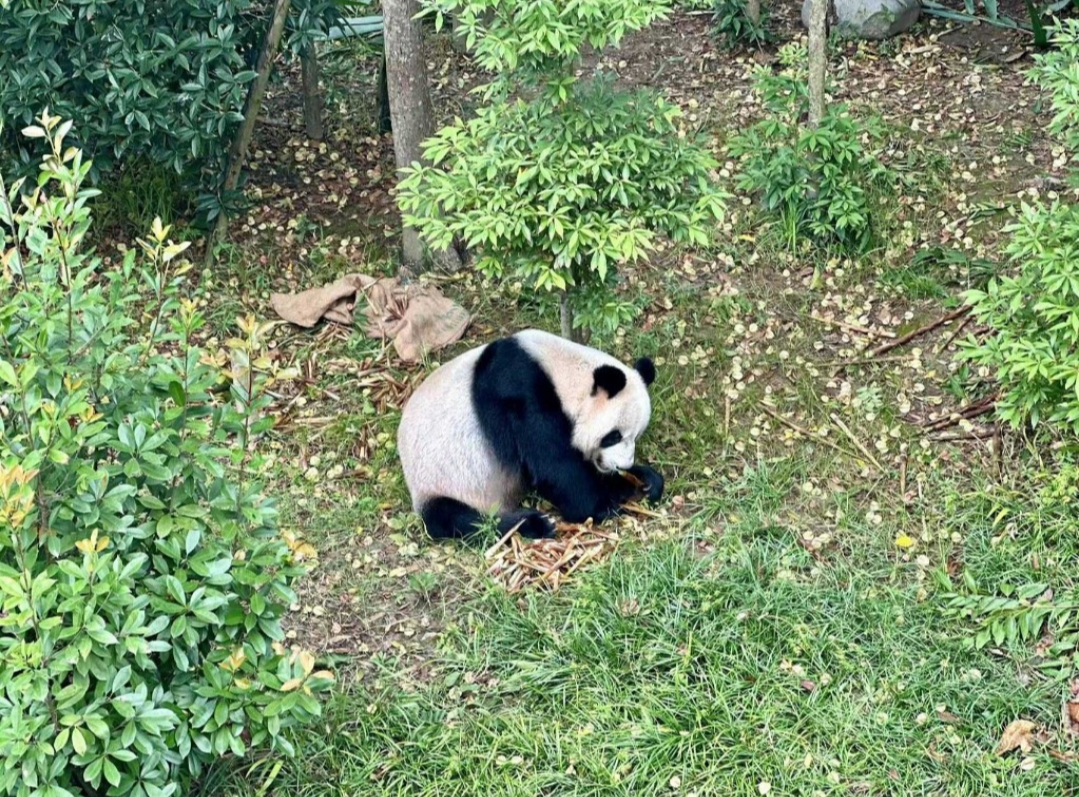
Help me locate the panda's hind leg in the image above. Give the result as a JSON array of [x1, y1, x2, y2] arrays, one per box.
[[420, 498, 554, 540]]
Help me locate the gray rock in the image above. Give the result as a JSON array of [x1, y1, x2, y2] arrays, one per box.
[[801, 0, 921, 40]]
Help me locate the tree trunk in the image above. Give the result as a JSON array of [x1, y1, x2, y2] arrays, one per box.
[[301, 44, 324, 140], [559, 292, 588, 343], [560, 292, 574, 340], [383, 0, 462, 272], [208, 0, 292, 258], [746, 0, 761, 25], [376, 54, 392, 134], [806, 0, 828, 128]]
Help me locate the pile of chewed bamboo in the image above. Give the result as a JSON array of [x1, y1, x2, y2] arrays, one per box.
[[483, 502, 659, 593]]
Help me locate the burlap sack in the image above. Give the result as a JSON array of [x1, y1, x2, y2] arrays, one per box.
[[270, 274, 470, 362]]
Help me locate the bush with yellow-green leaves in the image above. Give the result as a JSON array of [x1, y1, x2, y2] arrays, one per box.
[[0, 116, 331, 797]]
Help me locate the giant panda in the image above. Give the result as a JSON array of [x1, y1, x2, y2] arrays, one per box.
[[398, 329, 664, 540]]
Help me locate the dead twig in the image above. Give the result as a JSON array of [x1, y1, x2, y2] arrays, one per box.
[[484, 519, 527, 560], [936, 311, 976, 354], [759, 404, 859, 461], [812, 315, 896, 339], [922, 394, 998, 432], [866, 306, 973, 360], [486, 471, 654, 593], [824, 354, 912, 377], [929, 425, 997, 442], [829, 412, 885, 471], [621, 502, 663, 518]]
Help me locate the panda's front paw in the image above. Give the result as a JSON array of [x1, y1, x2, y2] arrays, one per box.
[[502, 510, 557, 539], [628, 464, 664, 504]]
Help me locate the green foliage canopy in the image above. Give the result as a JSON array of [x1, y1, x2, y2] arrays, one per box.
[[961, 21, 1079, 434], [398, 0, 726, 337], [0, 0, 337, 199]]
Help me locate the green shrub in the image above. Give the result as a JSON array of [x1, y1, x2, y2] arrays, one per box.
[[1033, 20, 1079, 158], [399, 0, 726, 340], [960, 22, 1079, 434], [960, 202, 1079, 433], [727, 44, 891, 253], [0, 0, 337, 205], [0, 115, 330, 797], [712, 0, 773, 49]]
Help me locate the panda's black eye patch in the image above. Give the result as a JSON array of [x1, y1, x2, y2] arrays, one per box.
[[600, 430, 623, 448]]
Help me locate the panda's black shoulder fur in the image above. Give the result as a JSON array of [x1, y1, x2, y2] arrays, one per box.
[[470, 335, 638, 524], [471, 336, 573, 476]]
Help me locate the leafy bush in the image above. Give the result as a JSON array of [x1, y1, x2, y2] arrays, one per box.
[[961, 202, 1079, 432], [961, 24, 1079, 434], [0, 116, 330, 797], [727, 44, 891, 253], [0, 0, 337, 203], [400, 0, 726, 340], [1033, 20, 1079, 162], [712, 0, 773, 49]]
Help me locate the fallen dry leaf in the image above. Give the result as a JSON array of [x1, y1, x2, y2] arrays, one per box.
[[1064, 685, 1079, 737], [996, 719, 1037, 756]]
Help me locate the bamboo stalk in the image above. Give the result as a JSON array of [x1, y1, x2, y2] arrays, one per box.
[[829, 412, 884, 472]]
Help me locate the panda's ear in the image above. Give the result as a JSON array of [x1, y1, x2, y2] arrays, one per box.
[[634, 357, 656, 387], [592, 365, 627, 398]]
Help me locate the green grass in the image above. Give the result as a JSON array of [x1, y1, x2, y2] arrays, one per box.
[[189, 223, 1079, 797], [92, 158, 193, 238], [220, 511, 1073, 797]]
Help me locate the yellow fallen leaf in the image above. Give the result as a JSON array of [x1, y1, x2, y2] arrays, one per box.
[[996, 719, 1037, 756], [895, 534, 915, 549], [282, 530, 318, 561], [281, 678, 303, 692]]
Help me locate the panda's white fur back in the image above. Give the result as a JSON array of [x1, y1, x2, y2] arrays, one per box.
[[397, 329, 652, 525], [398, 343, 522, 514]]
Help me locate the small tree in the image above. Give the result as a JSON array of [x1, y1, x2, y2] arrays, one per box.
[[727, 43, 891, 254], [960, 21, 1079, 435], [398, 0, 726, 341]]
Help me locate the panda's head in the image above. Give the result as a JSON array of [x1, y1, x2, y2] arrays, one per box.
[[577, 357, 657, 474]]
